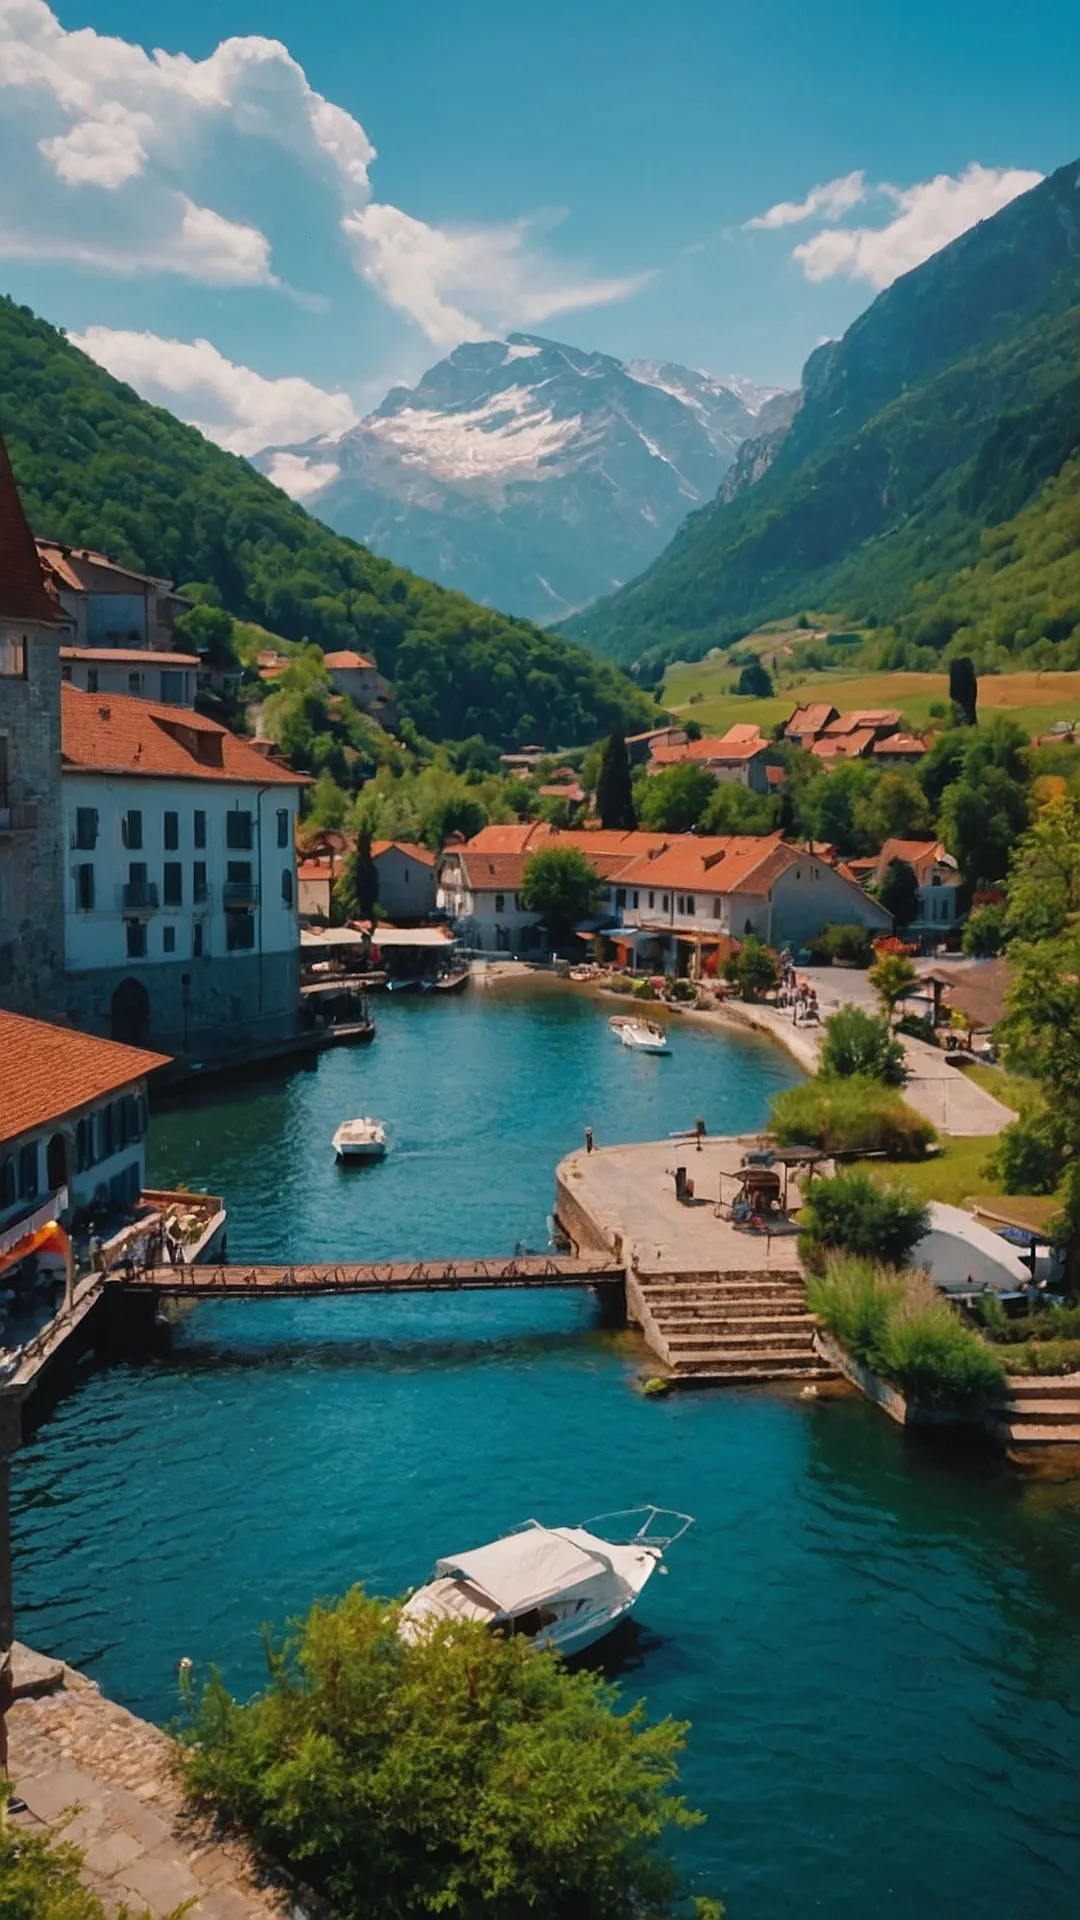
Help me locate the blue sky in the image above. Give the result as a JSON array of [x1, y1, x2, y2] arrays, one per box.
[[1, 0, 1076, 473]]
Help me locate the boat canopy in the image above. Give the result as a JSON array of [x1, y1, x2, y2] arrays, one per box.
[[436, 1525, 609, 1614]]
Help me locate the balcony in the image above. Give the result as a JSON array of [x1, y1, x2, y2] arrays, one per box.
[[0, 803, 39, 837], [222, 880, 260, 908], [119, 880, 160, 913]]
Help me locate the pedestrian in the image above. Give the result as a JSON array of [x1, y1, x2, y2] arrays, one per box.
[[585, 1127, 594, 1154]]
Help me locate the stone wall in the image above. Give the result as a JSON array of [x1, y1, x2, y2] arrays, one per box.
[[62, 946, 301, 1057], [0, 629, 65, 1018]]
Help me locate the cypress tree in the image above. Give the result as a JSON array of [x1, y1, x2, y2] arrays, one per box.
[[595, 725, 637, 829], [949, 656, 978, 727]]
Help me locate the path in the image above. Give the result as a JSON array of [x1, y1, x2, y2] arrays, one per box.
[[8, 1644, 295, 1920]]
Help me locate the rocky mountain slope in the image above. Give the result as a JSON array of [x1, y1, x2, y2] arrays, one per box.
[[259, 336, 784, 623], [566, 159, 1080, 671]]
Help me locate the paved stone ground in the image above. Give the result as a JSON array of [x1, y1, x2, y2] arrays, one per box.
[[8, 1645, 295, 1919]]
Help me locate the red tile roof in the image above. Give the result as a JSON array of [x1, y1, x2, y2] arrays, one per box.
[[61, 647, 199, 666], [785, 703, 837, 736], [0, 1011, 169, 1144], [823, 709, 902, 735], [61, 686, 306, 786], [874, 839, 957, 884], [324, 650, 376, 671], [650, 735, 768, 767], [36, 539, 179, 596], [810, 729, 876, 759], [372, 840, 435, 866], [872, 733, 927, 756], [617, 833, 793, 895], [0, 435, 65, 626]]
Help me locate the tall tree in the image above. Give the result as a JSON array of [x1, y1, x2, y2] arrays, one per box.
[[876, 858, 921, 929], [948, 657, 979, 726], [736, 658, 773, 698], [336, 829, 379, 921], [636, 762, 715, 833], [595, 725, 637, 829]]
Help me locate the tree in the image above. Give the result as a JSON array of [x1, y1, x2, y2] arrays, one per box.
[[868, 950, 917, 1022], [1003, 793, 1080, 944], [948, 656, 978, 726], [939, 764, 1030, 889], [820, 1005, 907, 1085], [336, 828, 379, 921], [798, 1170, 930, 1268], [595, 725, 637, 830], [723, 935, 779, 1001], [998, 925, 1080, 1280], [736, 658, 773, 698], [794, 758, 878, 855], [636, 762, 715, 833], [178, 1587, 719, 1920], [962, 902, 1006, 956], [520, 846, 605, 941], [854, 771, 931, 848], [0, 1814, 112, 1920], [875, 857, 921, 929], [699, 780, 776, 835]]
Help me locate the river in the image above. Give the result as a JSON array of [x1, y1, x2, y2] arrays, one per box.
[[12, 980, 1080, 1917]]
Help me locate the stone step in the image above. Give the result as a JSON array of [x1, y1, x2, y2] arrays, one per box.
[[997, 1421, 1080, 1446], [656, 1311, 813, 1332], [642, 1288, 806, 1309], [993, 1398, 1080, 1424], [668, 1331, 817, 1355], [673, 1366, 838, 1390], [1003, 1376, 1080, 1400], [671, 1347, 823, 1375]]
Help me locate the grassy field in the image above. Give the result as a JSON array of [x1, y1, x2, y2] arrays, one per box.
[[663, 660, 1080, 742], [864, 1136, 1060, 1228]]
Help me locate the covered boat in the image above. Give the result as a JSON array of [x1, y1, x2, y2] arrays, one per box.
[[332, 1117, 388, 1162], [609, 1015, 669, 1053], [398, 1507, 692, 1657]]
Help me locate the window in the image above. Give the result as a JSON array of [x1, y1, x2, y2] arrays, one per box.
[[122, 809, 143, 850], [60, 661, 72, 681], [163, 811, 179, 850], [193, 861, 208, 904], [0, 1157, 14, 1209], [127, 670, 143, 696], [126, 918, 147, 959], [193, 920, 204, 958], [163, 925, 176, 953], [686, 896, 695, 915], [73, 806, 98, 850], [632, 890, 639, 909], [648, 891, 655, 909], [616, 888, 626, 910], [931, 873, 941, 887], [160, 670, 183, 703], [193, 810, 206, 849], [713, 899, 722, 918], [494, 893, 505, 913], [163, 862, 182, 907], [276, 808, 289, 848], [86, 668, 99, 694], [226, 810, 253, 850], [281, 868, 294, 907], [662, 894, 669, 913], [18, 1142, 37, 1200], [226, 910, 255, 952], [98, 1103, 114, 1160], [75, 863, 95, 911], [0, 633, 26, 677]]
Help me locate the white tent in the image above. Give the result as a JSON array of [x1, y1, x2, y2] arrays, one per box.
[[914, 1203, 1032, 1297]]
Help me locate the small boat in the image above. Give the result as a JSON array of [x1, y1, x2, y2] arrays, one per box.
[[434, 967, 470, 994], [609, 1015, 669, 1053], [398, 1507, 692, 1658], [332, 1117, 388, 1163]]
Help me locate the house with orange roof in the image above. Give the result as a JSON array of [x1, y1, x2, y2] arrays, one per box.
[[322, 649, 395, 720], [647, 728, 775, 793], [872, 732, 929, 766], [854, 838, 962, 943], [59, 686, 307, 1055]]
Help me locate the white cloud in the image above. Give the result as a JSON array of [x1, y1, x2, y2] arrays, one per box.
[[791, 163, 1044, 289], [265, 452, 342, 500], [744, 172, 867, 231], [345, 203, 651, 348], [71, 326, 358, 457]]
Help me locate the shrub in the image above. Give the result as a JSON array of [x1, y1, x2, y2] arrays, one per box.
[[820, 1005, 908, 1085], [770, 1077, 936, 1159], [987, 1112, 1066, 1195], [868, 951, 917, 1020], [723, 935, 779, 1001], [798, 1169, 930, 1268], [823, 922, 873, 966], [809, 1255, 1006, 1408], [896, 1011, 936, 1044], [978, 1303, 1080, 1344], [962, 902, 1006, 958], [0, 1816, 114, 1920], [633, 977, 657, 1001], [806, 1255, 905, 1365], [607, 973, 635, 995], [803, 935, 833, 965], [178, 1587, 719, 1920], [667, 977, 696, 1003], [1009, 1339, 1080, 1376]]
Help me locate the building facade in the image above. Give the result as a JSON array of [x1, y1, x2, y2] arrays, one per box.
[[372, 841, 436, 921], [61, 648, 199, 706], [37, 542, 189, 650], [60, 688, 305, 1055]]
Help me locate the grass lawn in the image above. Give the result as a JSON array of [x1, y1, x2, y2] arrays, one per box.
[[963, 1065, 1042, 1117], [864, 1135, 1061, 1228], [662, 661, 1080, 743]]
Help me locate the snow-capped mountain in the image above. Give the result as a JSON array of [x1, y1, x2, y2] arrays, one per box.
[[259, 335, 788, 623]]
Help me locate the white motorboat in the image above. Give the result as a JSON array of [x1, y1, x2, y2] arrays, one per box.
[[398, 1507, 693, 1658], [332, 1116, 388, 1163], [609, 1015, 669, 1053]]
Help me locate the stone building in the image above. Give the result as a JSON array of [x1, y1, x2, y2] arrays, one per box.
[[0, 434, 69, 1018]]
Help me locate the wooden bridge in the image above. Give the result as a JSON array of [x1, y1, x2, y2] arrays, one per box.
[[103, 1254, 625, 1298]]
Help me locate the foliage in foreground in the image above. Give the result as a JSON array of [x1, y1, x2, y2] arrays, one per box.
[[798, 1169, 931, 1269], [0, 1813, 116, 1920], [770, 1077, 936, 1160], [819, 1005, 907, 1086], [178, 1588, 721, 1920], [807, 1255, 1006, 1407]]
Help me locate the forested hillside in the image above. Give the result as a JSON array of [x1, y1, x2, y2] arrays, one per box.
[[0, 297, 652, 748], [568, 161, 1080, 676]]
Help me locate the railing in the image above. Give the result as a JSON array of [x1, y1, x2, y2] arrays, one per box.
[[223, 880, 260, 907], [119, 880, 160, 911]]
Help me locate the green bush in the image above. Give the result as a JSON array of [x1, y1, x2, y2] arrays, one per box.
[[667, 977, 696, 1003], [822, 923, 873, 966], [1009, 1339, 1080, 1375], [722, 935, 779, 1001], [809, 1255, 1006, 1408], [806, 1256, 905, 1364], [771, 1077, 936, 1159], [178, 1587, 719, 1920], [987, 1112, 1065, 1195], [962, 902, 1006, 958], [979, 1302, 1080, 1344], [633, 977, 657, 1001], [896, 1011, 936, 1044], [0, 1815, 116, 1920], [820, 1005, 908, 1085], [798, 1169, 931, 1267]]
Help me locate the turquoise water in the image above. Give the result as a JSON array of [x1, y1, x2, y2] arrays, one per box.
[[12, 984, 1080, 1917]]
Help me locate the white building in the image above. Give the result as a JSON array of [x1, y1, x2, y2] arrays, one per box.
[[61, 647, 200, 707], [372, 841, 436, 921], [848, 839, 962, 945], [59, 686, 305, 1055]]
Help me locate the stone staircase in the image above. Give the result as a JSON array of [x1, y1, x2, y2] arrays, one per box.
[[635, 1269, 837, 1388], [992, 1376, 1080, 1450]]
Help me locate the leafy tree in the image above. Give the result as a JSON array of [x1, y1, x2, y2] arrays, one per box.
[[854, 771, 931, 848], [1003, 793, 1080, 943], [595, 725, 637, 829], [798, 1170, 930, 1268], [723, 935, 779, 1001], [736, 658, 773, 697], [962, 902, 1006, 956], [794, 758, 878, 855], [820, 1005, 907, 1085], [875, 857, 921, 928], [336, 829, 379, 921], [988, 1109, 1068, 1195], [998, 925, 1080, 1278], [699, 781, 776, 835], [939, 764, 1030, 888], [636, 762, 716, 833], [868, 950, 917, 1021], [306, 770, 351, 833], [520, 846, 605, 940], [919, 729, 969, 809], [178, 1586, 720, 1920], [948, 655, 978, 725]]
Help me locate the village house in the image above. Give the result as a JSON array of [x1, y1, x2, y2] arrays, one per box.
[[61, 647, 199, 707], [59, 686, 305, 1055], [322, 649, 395, 720], [436, 824, 667, 954], [0, 436, 69, 1020], [848, 838, 962, 944], [872, 732, 929, 767], [372, 841, 437, 921], [298, 855, 334, 921], [647, 727, 775, 794], [0, 1012, 168, 1245], [36, 541, 190, 651]]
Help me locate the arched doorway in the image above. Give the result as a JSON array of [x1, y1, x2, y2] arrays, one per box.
[[46, 1131, 69, 1192], [110, 977, 150, 1047]]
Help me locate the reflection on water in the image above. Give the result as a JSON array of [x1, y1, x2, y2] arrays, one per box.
[[12, 986, 1080, 1918]]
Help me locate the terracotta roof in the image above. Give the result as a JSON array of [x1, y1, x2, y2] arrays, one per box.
[[809, 729, 876, 759], [874, 839, 957, 884], [0, 435, 65, 626], [0, 1011, 169, 1144], [61, 686, 306, 786], [823, 709, 902, 735], [461, 824, 671, 859], [538, 782, 586, 802], [765, 764, 787, 787], [372, 840, 435, 866], [298, 860, 333, 884], [650, 735, 768, 767], [617, 834, 793, 895], [718, 723, 765, 745], [324, 649, 376, 671], [61, 647, 199, 666], [36, 539, 179, 597], [872, 733, 927, 756], [785, 703, 837, 736]]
